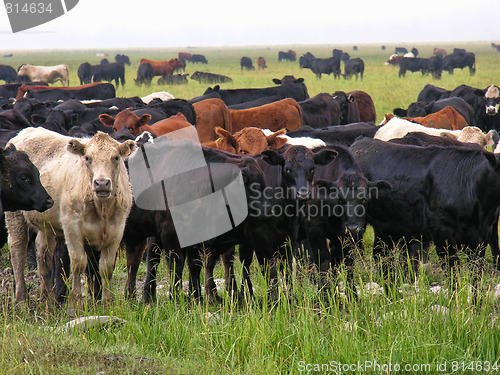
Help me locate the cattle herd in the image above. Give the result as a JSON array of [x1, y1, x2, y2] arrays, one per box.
[[0, 45, 500, 308]]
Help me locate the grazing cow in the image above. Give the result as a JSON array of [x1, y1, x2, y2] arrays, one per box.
[[453, 48, 467, 54], [240, 57, 255, 71], [190, 71, 232, 84], [492, 43, 500, 52], [278, 50, 296, 62], [381, 45, 386, 51], [139, 58, 184, 77], [6, 128, 135, 302], [17, 64, 69, 86], [385, 55, 430, 77], [16, 83, 116, 101], [298, 93, 340, 127], [448, 84, 500, 131], [191, 54, 208, 64], [134, 63, 155, 86], [433, 48, 447, 58], [192, 98, 232, 142], [77, 62, 125, 87], [350, 137, 500, 289], [343, 58, 364, 80], [287, 123, 380, 147], [395, 47, 408, 54], [206, 127, 287, 154], [157, 73, 189, 85], [203, 83, 309, 105], [442, 52, 475, 75], [0, 144, 53, 216], [391, 106, 468, 130], [115, 54, 131, 65], [257, 56, 267, 70], [0, 65, 21, 84], [229, 98, 303, 133], [417, 84, 451, 102], [393, 97, 475, 126], [272, 75, 304, 85], [301, 56, 341, 79], [178, 52, 193, 63]]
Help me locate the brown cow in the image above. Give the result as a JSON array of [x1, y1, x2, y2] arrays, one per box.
[[229, 98, 303, 133], [139, 58, 184, 77], [192, 98, 232, 143], [16, 82, 115, 101], [257, 56, 267, 70], [100, 109, 192, 137], [348, 90, 376, 123], [383, 106, 468, 130], [205, 127, 287, 154]]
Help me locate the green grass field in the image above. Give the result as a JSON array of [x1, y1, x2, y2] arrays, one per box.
[[1, 42, 500, 374]]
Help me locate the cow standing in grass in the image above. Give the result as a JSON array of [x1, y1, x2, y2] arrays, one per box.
[[6, 128, 135, 303]]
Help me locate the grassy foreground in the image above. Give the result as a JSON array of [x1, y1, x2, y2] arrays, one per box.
[[0, 42, 500, 374]]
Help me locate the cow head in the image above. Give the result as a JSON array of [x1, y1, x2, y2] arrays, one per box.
[[0, 144, 53, 213], [272, 75, 304, 85], [485, 85, 500, 116], [262, 146, 337, 200], [384, 54, 400, 66], [332, 91, 354, 124], [99, 108, 151, 135], [67, 132, 136, 199], [214, 127, 287, 154]]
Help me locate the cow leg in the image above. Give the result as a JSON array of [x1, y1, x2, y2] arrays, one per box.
[[239, 242, 254, 299], [64, 227, 88, 303], [166, 248, 186, 297], [99, 240, 120, 303], [143, 238, 162, 304], [35, 230, 56, 301], [53, 239, 70, 304], [489, 214, 500, 270], [307, 227, 332, 296], [5, 212, 29, 302], [186, 246, 202, 301], [125, 239, 147, 300], [85, 244, 102, 301], [222, 246, 238, 301], [204, 248, 221, 304]]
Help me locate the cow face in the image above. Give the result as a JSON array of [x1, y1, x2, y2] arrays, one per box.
[[67, 133, 136, 199], [214, 127, 287, 155], [485, 85, 500, 116], [0, 144, 53, 213], [262, 146, 337, 200], [100, 109, 151, 135]]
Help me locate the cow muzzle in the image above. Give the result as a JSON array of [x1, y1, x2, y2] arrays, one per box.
[[36, 196, 54, 212], [486, 105, 499, 116], [296, 187, 311, 200], [93, 179, 112, 197]]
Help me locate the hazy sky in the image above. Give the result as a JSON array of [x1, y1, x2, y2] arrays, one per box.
[[1, 0, 500, 50]]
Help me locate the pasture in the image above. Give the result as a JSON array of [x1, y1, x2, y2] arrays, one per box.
[[1, 42, 500, 374]]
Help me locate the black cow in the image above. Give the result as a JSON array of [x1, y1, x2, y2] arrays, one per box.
[[301, 57, 341, 79], [203, 83, 309, 106], [0, 82, 47, 100], [191, 54, 208, 64], [298, 93, 340, 127], [134, 63, 154, 86], [411, 47, 419, 57], [299, 53, 315, 68], [240, 56, 255, 71], [428, 55, 444, 79], [100, 58, 109, 64], [398, 57, 431, 77], [449, 84, 500, 131], [272, 75, 304, 85], [115, 54, 131, 66], [492, 43, 500, 52], [146, 98, 197, 126], [0, 65, 20, 84], [287, 123, 380, 147], [453, 48, 467, 54], [417, 84, 451, 102], [393, 97, 475, 126], [24, 83, 116, 102], [77, 62, 125, 87], [395, 47, 408, 54], [0, 144, 53, 216], [157, 74, 189, 85], [343, 58, 364, 80], [332, 91, 360, 125], [350, 137, 500, 291], [442, 52, 475, 75], [190, 71, 232, 84], [278, 50, 296, 62], [332, 49, 343, 59]]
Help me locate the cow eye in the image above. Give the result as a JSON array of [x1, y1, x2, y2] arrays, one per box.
[[85, 156, 92, 164], [285, 168, 292, 174], [20, 175, 30, 182], [113, 156, 119, 162]]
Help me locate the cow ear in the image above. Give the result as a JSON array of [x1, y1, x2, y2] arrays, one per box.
[[4, 143, 17, 156], [30, 114, 46, 126], [272, 79, 282, 85], [261, 150, 285, 166], [119, 140, 137, 158], [99, 114, 115, 127], [295, 78, 304, 83], [348, 94, 355, 103], [215, 127, 237, 148], [214, 85, 220, 92], [393, 108, 407, 117], [368, 180, 392, 195], [440, 132, 457, 140], [313, 149, 337, 165], [266, 129, 287, 149], [67, 139, 86, 156], [137, 114, 151, 127], [486, 130, 500, 146]]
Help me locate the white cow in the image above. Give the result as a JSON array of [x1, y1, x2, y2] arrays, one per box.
[[6, 128, 136, 303], [17, 64, 69, 86]]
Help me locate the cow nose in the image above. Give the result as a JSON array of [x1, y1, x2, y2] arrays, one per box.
[[94, 179, 111, 190], [345, 224, 362, 236], [44, 197, 54, 209], [487, 106, 498, 115], [296, 188, 310, 200]]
